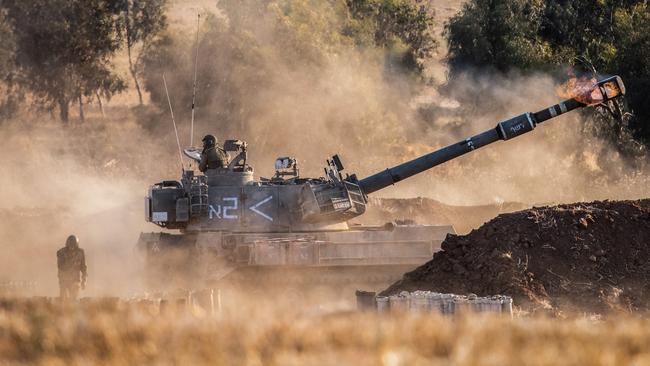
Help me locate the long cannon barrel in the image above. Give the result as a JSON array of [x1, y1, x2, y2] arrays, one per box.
[[358, 76, 626, 195]]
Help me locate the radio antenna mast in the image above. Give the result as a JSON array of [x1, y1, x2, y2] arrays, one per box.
[[190, 13, 201, 147], [163, 74, 185, 172]]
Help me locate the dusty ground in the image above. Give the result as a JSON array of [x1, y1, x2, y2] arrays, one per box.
[[363, 197, 528, 234], [383, 199, 650, 315]]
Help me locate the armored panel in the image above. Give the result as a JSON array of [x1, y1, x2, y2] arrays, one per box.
[[316, 241, 432, 265], [251, 241, 282, 265], [175, 198, 189, 222], [195, 185, 287, 232], [149, 186, 185, 224], [276, 185, 301, 228], [318, 225, 454, 266], [203, 186, 242, 230], [242, 186, 279, 230], [211, 224, 454, 270], [288, 241, 318, 265], [205, 169, 254, 186], [186, 183, 350, 233], [299, 181, 366, 223], [247, 238, 320, 266]]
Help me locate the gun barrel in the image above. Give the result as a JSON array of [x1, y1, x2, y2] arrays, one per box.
[[358, 76, 625, 195]]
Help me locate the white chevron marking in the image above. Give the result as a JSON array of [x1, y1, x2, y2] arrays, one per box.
[[250, 195, 274, 221]]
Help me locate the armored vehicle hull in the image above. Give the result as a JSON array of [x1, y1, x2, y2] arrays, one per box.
[[138, 223, 454, 292]]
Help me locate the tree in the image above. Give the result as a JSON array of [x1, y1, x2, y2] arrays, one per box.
[[0, 10, 14, 84], [445, 0, 550, 73], [2, 0, 126, 122], [346, 0, 438, 73], [0, 9, 20, 119], [610, 2, 650, 146], [116, 0, 167, 105]]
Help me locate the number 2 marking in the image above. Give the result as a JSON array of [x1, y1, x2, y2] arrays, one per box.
[[209, 197, 239, 220], [223, 197, 238, 219]]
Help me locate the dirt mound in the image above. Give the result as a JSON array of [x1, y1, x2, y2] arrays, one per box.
[[381, 199, 650, 314]]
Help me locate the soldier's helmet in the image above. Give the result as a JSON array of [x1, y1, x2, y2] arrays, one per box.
[[202, 134, 217, 148], [65, 235, 79, 249]]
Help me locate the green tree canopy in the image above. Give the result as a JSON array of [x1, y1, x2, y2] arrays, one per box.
[[2, 0, 126, 122], [0, 9, 20, 118], [445, 0, 551, 72], [346, 0, 438, 72]]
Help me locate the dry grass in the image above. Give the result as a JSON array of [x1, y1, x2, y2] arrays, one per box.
[[1, 297, 650, 366]]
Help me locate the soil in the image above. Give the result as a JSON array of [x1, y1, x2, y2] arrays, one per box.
[[381, 199, 650, 314]]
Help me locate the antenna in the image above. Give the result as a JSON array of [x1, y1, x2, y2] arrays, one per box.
[[163, 74, 185, 172], [190, 13, 201, 147]]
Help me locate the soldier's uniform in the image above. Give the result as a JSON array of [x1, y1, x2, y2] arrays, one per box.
[[199, 135, 229, 172], [57, 235, 87, 301]]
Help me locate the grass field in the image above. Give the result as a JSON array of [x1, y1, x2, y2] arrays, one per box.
[[1, 297, 649, 366]]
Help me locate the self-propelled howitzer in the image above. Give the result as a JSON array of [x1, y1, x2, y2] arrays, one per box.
[[138, 76, 626, 291]]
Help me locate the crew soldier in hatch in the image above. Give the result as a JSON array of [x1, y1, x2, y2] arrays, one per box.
[[199, 134, 229, 172], [57, 235, 87, 301]]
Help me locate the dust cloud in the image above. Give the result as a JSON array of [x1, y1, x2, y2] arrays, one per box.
[[0, 116, 178, 297]]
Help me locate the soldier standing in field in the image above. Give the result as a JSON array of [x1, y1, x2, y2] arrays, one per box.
[[57, 235, 87, 301], [199, 134, 229, 172]]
